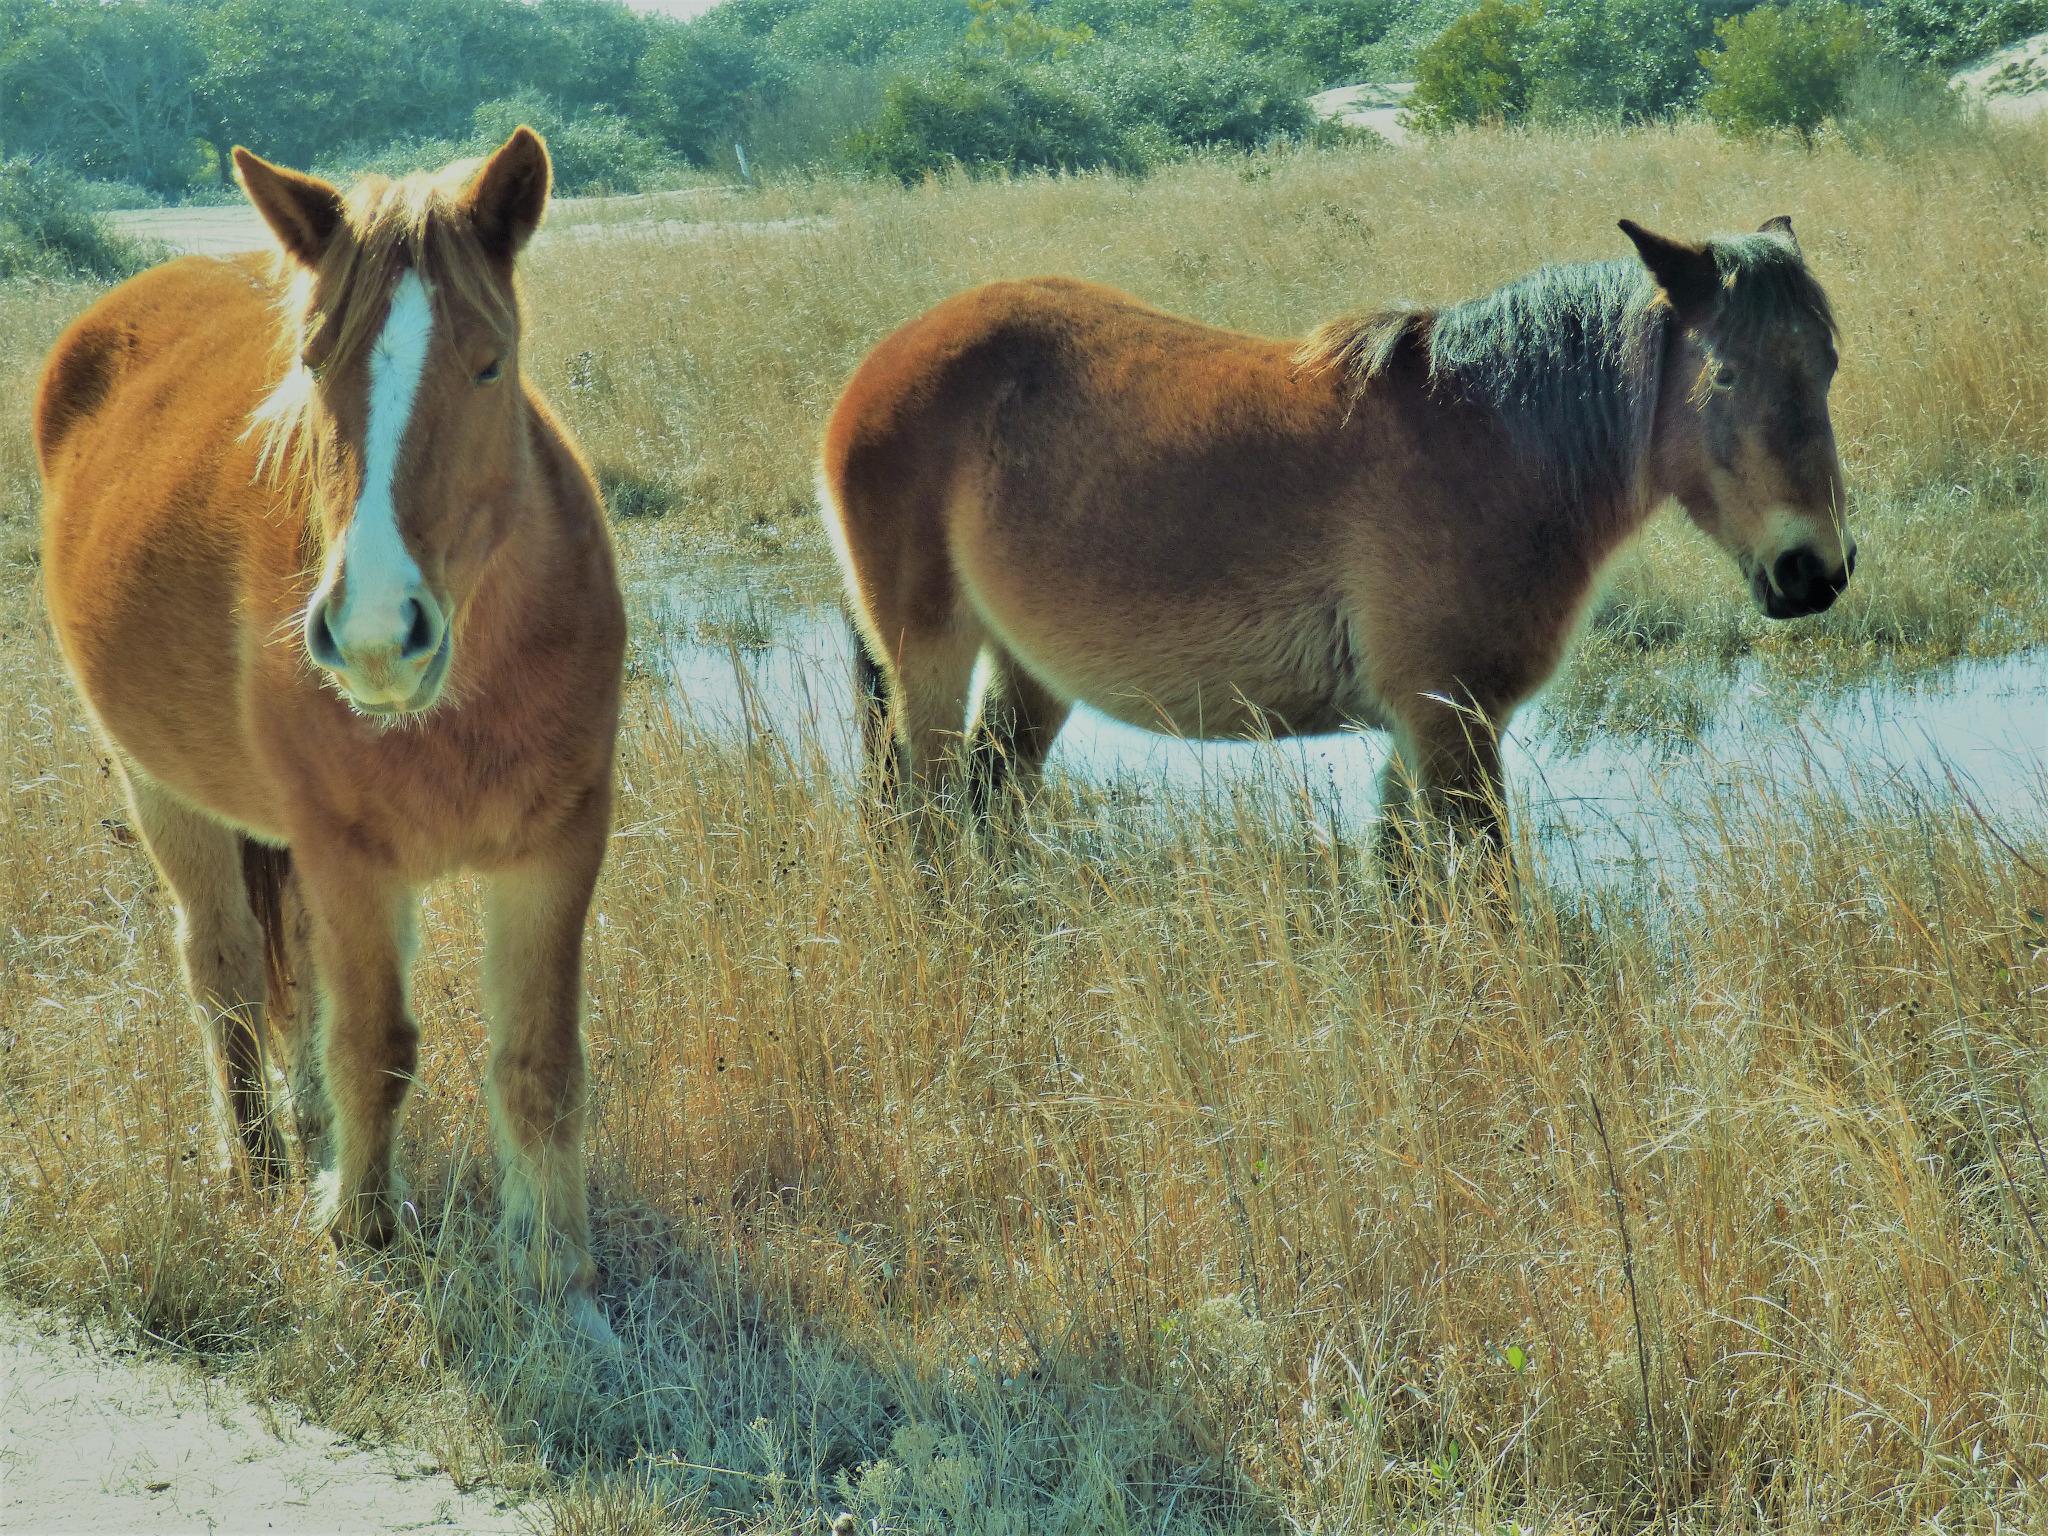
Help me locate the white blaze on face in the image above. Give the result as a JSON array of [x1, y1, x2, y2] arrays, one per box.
[[331, 270, 434, 653]]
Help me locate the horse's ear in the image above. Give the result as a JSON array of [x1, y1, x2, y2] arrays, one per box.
[[1759, 214, 1800, 254], [1619, 218, 1720, 316], [233, 148, 344, 268], [465, 127, 551, 263]]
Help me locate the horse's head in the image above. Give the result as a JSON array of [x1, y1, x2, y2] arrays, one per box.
[[236, 129, 552, 716], [1625, 216, 1854, 620]]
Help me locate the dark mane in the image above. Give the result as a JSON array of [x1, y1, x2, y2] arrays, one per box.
[[1707, 230, 1837, 346], [1297, 231, 1833, 513]]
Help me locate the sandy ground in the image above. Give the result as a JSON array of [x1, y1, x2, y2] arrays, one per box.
[[0, 1310, 532, 1535], [1953, 31, 2048, 122], [1308, 82, 1414, 146], [108, 192, 825, 260]]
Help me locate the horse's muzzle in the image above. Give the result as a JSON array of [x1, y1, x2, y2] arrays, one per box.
[[306, 585, 452, 714]]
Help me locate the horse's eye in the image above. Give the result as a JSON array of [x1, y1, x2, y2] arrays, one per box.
[[474, 359, 503, 385], [1713, 365, 1738, 390]]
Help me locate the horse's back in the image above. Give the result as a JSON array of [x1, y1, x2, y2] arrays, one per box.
[[826, 278, 1355, 566]]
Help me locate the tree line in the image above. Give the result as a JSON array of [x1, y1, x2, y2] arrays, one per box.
[[0, 0, 2034, 198]]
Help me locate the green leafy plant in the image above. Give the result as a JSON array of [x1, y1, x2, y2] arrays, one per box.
[[1408, 0, 1544, 129], [0, 158, 153, 282]]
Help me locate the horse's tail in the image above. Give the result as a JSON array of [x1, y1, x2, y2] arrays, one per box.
[[852, 614, 888, 729], [239, 839, 295, 1022]]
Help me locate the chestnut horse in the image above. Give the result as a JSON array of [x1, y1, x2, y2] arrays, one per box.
[[822, 218, 1853, 856], [35, 130, 624, 1332]]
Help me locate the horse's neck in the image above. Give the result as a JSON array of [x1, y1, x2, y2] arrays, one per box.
[[459, 429, 596, 669]]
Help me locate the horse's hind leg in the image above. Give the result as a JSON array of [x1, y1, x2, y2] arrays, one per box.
[[276, 867, 331, 1176], [851, 624, 901, 817], [864, 612, 984, 853], [965, 650, 1071, 828], [120, 765, 288, 1184]]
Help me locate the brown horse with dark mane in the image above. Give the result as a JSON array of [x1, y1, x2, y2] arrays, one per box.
[[822, 218, 1853, 856], [36, 130, 624, 1335]]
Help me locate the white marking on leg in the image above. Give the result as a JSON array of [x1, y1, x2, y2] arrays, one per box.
[[333, 272, 434, 653]]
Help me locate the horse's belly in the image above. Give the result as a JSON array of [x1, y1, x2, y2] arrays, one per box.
[[989, 593, 1382, 741]]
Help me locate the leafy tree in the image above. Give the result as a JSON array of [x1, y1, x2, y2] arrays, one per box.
[[193, 0, 402, 179], [1864, 0, 2047, 70], [1409, 0, 1544, 128], [635, 19, 786, 164], [763, 0, 959, 67], [525, 0, 654, 111], [1701, 1, 1880, 136], [1193, 0, 1400, 87], [0, 1, 204, 189], [1531, 0, 1730, 119], [965, 0, 1094, 62]]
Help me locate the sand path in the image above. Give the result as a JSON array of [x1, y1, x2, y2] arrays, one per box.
[[0, 1310, 530, 1535]]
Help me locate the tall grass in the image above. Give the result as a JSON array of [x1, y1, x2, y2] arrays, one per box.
[[2, 590, 2045, 1531], [1, 121, 2045, 1533]]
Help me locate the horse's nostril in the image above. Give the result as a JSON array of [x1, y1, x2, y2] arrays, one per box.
[[307, 599, 345, 670], [399, 595, 439, 661], [1773, 548, 1822, 603]]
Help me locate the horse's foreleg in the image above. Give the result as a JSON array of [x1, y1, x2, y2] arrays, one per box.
[[482, 794, 607, 1330], [296, 849, 418, 1247], [1378, 705, 1509, 881], [122, 766, 289, 1185]]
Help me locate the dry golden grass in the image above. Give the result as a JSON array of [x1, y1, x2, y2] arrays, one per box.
[[1, 124, 2046, 1534]]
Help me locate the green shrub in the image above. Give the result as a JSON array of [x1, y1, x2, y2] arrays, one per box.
[[318, 94, 680, 198], [1409, 0, 1544, 129], [846, 58, 1130, 182], [1700, 2, 1882, 138], [0, 160, 154, 283], [71, 180, 166, 213]]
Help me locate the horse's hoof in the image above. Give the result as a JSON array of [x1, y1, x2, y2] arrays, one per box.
[[314, 1170, 414, 1249], [564, 1289, 620, 1353]]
